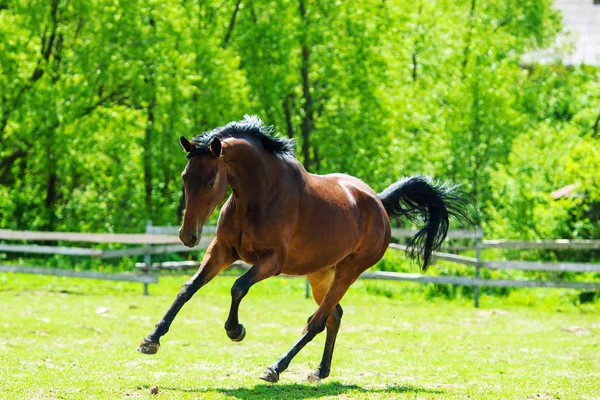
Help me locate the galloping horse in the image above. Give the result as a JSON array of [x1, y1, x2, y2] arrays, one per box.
[[137, 115, 469, 382]]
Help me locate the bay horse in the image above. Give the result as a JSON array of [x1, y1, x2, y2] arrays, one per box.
[[137, 115, 469, 382]]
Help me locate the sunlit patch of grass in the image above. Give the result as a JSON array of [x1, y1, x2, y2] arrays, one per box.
[[0, 273, 598, 399]]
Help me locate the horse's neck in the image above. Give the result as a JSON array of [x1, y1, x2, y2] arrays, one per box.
[[226, 149, 276, 216]]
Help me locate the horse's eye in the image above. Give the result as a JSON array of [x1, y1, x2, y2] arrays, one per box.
[[207, 181, 214, 189]]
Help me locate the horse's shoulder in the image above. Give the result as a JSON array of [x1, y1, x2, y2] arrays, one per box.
[[215, 195, 240, 239]]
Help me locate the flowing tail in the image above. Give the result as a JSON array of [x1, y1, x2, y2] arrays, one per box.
[[378, 176, 471, 272]]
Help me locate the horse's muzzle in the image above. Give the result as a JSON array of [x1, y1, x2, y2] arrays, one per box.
[[179, 228, 201, 248]]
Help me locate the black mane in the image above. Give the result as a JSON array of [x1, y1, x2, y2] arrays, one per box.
[[187, 115, 296, 160]]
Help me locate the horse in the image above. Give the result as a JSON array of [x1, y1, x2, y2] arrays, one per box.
[[137, 115, 469, 383]]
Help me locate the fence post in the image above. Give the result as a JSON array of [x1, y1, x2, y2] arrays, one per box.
[[143, 220, 152, 296], [305, 278, 310, 298], [474, 227, 483, 308]]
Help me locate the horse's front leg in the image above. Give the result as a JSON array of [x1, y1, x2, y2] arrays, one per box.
[[137, 239, 236, 354], [223, 252, 282, 342]]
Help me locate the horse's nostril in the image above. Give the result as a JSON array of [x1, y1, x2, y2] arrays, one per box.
[[190, 235, 198, 244]]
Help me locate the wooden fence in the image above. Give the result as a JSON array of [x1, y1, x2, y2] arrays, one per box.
[[141, 225, 599, 306], [1, 222, 599, 306], [0, 221, 205, 295], [383, 238, 600, 307]]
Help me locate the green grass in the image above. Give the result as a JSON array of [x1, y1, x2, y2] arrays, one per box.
[[0, 272, 598, 399]]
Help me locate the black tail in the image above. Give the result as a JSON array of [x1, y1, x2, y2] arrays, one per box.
[[378, 176, 471, 272]]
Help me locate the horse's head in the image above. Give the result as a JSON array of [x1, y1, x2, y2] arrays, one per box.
[[178, 136, 228, 247]]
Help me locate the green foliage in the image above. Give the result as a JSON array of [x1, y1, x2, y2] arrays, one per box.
[[485, 66, 600, 243], [0, 0, 249, 232], [0, 0, 598, 257]]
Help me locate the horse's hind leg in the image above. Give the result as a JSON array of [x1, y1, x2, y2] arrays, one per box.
[[259, 265, 356, 383], [308, 304, 343, 382], [304, 268, 343, 382]]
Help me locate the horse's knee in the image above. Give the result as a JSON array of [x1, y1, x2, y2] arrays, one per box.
[[176, 282, 196, 300]]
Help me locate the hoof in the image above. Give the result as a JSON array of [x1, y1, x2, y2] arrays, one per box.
[[226, 324, 246, 342], [307, 368, 328, 383], [137, 339, 160, 355], [259, 367, 279, 383]]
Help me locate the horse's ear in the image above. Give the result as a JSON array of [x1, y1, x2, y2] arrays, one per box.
[[180, 136, 192, 152], [209, 137, 222, 158]]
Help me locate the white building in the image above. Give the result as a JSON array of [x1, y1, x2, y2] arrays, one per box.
[[523, 1, 600, 65], [552, 0, 600, 65]]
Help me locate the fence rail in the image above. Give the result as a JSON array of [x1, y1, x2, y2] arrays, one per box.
[[483, 260, 600, 273], [0, 244, 103, 257], [359, 271, 600, 290], [479, 239, 600, 250], [388, 244, 479, 266], [0, 229, 182, 244], [0, 265, 158, 284], [0, 224, 598, 305]]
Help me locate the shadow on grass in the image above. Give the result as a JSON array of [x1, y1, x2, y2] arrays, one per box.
[[161, 382, 444, 399]]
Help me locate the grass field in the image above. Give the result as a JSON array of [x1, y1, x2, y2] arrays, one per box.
[[0, 272, 598, 399]]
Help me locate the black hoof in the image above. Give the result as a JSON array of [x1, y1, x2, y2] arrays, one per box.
[[259, 367, 279, 383], [226, 324, 246, 342], [137, 338, 160, 355]]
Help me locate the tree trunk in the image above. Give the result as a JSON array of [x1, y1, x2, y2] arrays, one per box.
[[144, 94, 156, 218], [282, 94, 295, 139], [461, 0, 477, 78], [144, 15, 157, 218], [222, 0, 242, 47], [299, 0, 314, 172]]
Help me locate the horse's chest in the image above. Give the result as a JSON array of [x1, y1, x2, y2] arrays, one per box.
[[235, 230, 263, 264]]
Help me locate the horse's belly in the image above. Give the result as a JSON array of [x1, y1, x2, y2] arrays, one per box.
[[281, 238, 353, 276], [281, 258, 341, 276]]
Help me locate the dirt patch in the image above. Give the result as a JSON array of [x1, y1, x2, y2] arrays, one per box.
[[526, 393, 559, 399], [561, 326, 591, 336], [477, 309, 511, 318]]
